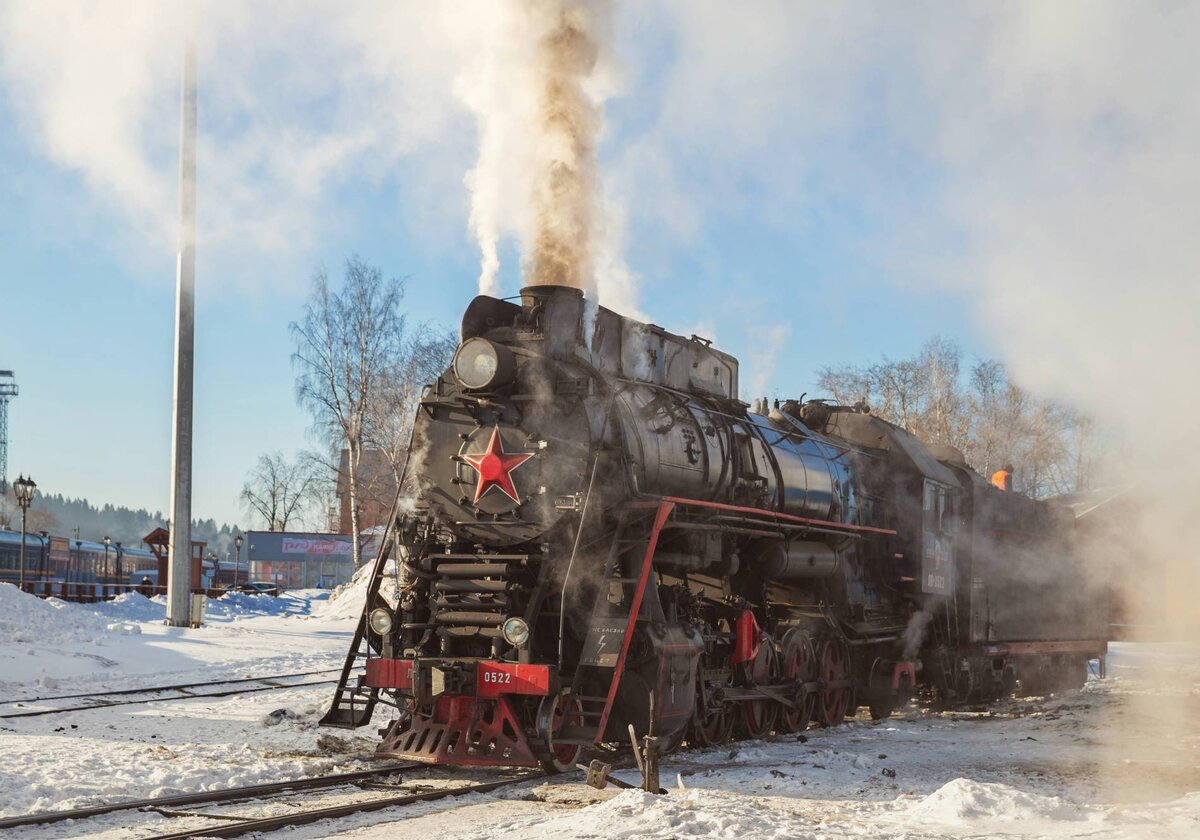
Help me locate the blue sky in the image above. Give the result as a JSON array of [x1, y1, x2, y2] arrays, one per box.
[[3, 2, 1192, 529]]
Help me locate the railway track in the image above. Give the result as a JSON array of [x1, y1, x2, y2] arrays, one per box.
[[0, 763, 542, 839], [0, 669, 342, 719]]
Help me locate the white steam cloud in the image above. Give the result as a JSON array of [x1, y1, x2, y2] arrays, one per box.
[[457, 0, 622, 301], [0, 2, 484, 291], [0, 0, 634, 308]]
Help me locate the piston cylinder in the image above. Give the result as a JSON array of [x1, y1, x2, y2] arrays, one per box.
[[749, 540, 839, 580]]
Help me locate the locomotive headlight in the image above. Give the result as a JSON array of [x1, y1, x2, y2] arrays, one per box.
[[369, 607, 394, 635], [501, 616, 531, 648], [453, 337, 516, 390]]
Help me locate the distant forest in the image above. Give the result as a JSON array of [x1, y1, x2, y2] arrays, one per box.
[[0, 491, 239, 557]]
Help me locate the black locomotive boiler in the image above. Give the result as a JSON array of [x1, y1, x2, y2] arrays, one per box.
[[322, 285, 1108, 770]]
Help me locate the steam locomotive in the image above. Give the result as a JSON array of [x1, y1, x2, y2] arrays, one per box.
[[322, 285, 1108, 771]]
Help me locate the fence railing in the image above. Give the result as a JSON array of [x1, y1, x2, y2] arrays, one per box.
[[7, 581, 242, 603]]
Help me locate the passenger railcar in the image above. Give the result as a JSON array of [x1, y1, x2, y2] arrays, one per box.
[[0, 529, 157, 596]]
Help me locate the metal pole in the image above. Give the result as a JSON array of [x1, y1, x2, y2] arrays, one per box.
[[235, 543, 241, 586], [166, 31, 198, 628], [18, 505, 26, 591]]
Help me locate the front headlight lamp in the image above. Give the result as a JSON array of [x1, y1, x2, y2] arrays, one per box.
[[369, 607, 394, 635], [501, 616, 531, 648], [453, 337, 516, 390]]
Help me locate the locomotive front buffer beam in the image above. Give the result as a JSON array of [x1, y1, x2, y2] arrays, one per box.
[[364, 657, 554, 703]]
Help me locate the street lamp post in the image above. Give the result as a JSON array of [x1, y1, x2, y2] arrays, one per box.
[[13, 475, 36, 591], [103, 536, 111, 593], [234, 534, 243, 586], [73, 539, 83, 600]]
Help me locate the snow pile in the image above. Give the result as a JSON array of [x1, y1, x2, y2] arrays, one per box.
[[88, 591, 165, 622], [908, 778, 1086, 824], [205, 591, 296, 618], [320, 560, 398, 620], [0, 583, 114, 645], [477, 787, 811, 839]]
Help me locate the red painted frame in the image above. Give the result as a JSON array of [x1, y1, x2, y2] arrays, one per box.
[[593, 500, 675, 743], [476, 662, 552, 698], [658, 495, 897, 536], [365, 657, 414, 689]]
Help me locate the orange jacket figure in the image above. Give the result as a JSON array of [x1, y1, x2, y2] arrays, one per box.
[[991, 465, 1014, 491]]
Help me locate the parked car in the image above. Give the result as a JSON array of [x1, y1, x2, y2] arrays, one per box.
[[223, 581, 280, 596]]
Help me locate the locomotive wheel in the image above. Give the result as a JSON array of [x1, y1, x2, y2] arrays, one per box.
[[869, 669, 911, 721], [690, 678, 735, 747], [778, 629, 816, 733], [739, 639, 779, 740], [537, 690, 584, 773], [817, 639, 851, 727]]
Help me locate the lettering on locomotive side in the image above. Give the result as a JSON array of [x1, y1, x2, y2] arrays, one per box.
[[581, 624, 627, 667]]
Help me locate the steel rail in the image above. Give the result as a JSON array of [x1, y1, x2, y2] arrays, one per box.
[[3, 668, 343, 705], [0, 764, 418, 830], [140, 772, 545, 840], [0, 678, 337, 720]]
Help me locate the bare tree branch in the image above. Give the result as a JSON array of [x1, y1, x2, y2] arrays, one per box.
[[290, 256, 410, 567]]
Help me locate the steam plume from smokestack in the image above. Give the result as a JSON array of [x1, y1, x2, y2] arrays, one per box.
[[461, 0, 612, 299], [526, 3, 600, 290]]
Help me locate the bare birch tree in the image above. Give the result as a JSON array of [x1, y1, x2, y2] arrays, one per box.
[[291, 256, 406, 567], [818, 339, 1096, 498], [365, 326, 457, 491], [240, 451, 316, 531]]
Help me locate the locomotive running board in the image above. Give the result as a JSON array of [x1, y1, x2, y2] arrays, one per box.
[[319, 493, 407, 730]]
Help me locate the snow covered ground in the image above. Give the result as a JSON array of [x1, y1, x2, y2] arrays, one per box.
[[0, 581, 1196, 839]]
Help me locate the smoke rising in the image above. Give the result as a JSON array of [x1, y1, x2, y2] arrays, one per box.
[[0, 2, 483, 291], [459, 0, 616, 299], [902, 609, 934, 663], [0, 1, 633, 308]]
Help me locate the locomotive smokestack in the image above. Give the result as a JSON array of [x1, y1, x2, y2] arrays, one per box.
[[519, 283, 583, 311], [519, 285, 584, 358]]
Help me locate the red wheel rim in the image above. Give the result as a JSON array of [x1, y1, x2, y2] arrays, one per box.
[[741, 638, 777, 739], [550, 693, 582, 764], [781, 631, 815, 731], [820, 641, 848, 726]]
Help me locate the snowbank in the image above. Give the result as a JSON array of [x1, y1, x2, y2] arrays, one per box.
[[0, 583, 116, 645], [89, 591, 165, 622], [206, 591, 299, 618], [909, 778, 1086, 823], [320, 559, 399, 620]]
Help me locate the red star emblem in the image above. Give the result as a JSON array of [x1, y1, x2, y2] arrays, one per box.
[[461, 427, 534, 504]]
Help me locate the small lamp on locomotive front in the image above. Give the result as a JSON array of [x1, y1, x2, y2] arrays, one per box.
[[369, 607, 394, 635], [502, 616, 531, 648], [452, 337, 516, 391]]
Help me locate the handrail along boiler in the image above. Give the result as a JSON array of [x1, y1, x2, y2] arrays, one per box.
[[321, 285, 1107, 770]]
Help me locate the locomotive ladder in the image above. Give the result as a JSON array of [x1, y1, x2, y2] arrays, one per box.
[[558, 501, 676, 745], [319, 502, 405, 729]]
